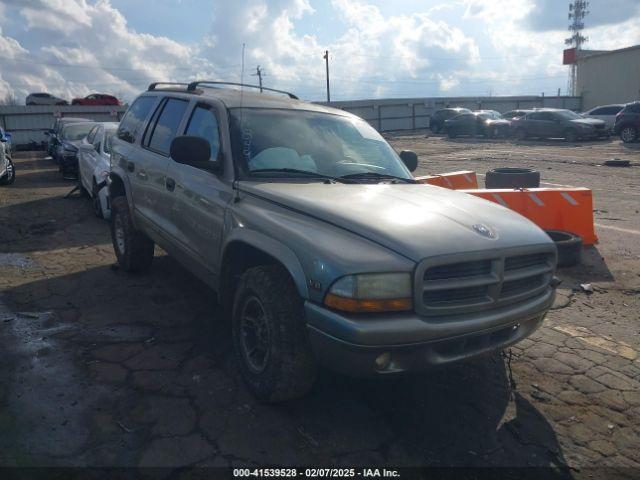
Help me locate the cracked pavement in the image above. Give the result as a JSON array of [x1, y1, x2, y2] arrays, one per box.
[[0, 140, 639, 477]]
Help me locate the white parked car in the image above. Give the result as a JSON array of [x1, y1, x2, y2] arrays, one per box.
[[582, 104, 625, 131], [26, 92, 68, 106], [78, 122, 118, 219]]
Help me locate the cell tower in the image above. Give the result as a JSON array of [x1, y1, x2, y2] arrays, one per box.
[[565, 0, 589, 96]]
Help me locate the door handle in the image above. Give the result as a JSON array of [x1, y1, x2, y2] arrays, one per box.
[[127, 161, 135, 172], [166, 177, 176, 192]]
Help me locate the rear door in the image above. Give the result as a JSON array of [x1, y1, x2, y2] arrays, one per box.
[[137, 97, 190, 234], [79, 125, 100, 191], [164, 101, 230, 275], [113, 95, 158, 214]]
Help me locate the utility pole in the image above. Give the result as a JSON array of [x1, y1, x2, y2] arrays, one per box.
[[323, 50, 330, 103], [565, 0, 589, 96], [251, 65, 264, 92]]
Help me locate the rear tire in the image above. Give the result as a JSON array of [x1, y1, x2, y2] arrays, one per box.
[[232, 265, 317, 403], [620, 126, 638, 143], [447, 129, 457, 138], [545, 230, 582, 267], [430, 123, 440, 134], [485, 167, 540, 189], [110, 196, 154, 272], [0, 157, 15, 185]]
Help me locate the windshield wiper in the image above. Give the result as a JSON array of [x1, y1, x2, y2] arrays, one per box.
[[339, 172, 417, 183], [249, 168, 355, 184]]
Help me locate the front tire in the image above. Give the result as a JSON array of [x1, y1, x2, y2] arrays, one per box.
[[620, 126, 638, 143], [564, 128, 578, 142], [430, 123, 440, 134], [110, 196, 154, 272], [515, 128, 527, 141], [92, 181, 104, 219], [232, 265, 317, 403]]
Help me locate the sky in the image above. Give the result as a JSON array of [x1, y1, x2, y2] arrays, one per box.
[[0, 0, 639, 104]]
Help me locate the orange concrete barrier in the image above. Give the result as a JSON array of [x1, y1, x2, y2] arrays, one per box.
[[461, 187, 598, 245], [415, 170, 478, 190]]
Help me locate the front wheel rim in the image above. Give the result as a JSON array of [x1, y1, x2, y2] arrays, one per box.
[[239, 296, 271, 374], [622, 128, 635, 142], [114, 214, 126, 255]]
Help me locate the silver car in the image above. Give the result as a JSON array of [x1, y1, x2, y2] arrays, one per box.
[[109, 82, 558, 402], [26, 92, 68, 106], [582, 104, 625, 131], [78, 122, 119, 219]]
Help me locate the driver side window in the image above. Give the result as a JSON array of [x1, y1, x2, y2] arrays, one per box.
[[184, 104, 221, 161]]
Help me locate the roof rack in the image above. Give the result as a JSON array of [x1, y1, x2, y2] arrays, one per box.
[[147, 82, 190, 91], [186, 81, 298, 100]]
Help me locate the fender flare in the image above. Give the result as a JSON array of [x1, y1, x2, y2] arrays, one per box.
[[222, 229, 309, 299]]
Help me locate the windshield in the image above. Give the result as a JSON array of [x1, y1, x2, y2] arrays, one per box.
[[62, 124, 94, 141], [229, 108, 412, 181], [554, 110, 582, 120], [103, 128, 117, 153]]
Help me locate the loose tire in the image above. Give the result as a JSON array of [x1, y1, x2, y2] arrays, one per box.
[[545, 230, 582, 267], [620, 126, 638, 143], [92, 182, 104, 219], [110, 196, 154, 272], [485, 167, 540, 189], [232, 265, 317, 402], [564, 128, 578, 142], [0, 157, 15, 185]]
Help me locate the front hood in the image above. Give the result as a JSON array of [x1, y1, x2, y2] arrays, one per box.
[[571, 118, 605, 127], [241, 182, 553, 261]]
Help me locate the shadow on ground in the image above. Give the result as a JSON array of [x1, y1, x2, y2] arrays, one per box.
[[0, 255, 571, 472]]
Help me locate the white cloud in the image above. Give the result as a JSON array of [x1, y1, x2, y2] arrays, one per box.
[[0, 0, 638, 103]]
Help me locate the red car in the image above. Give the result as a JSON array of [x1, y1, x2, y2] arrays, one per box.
[[71, 94, 121, 106]]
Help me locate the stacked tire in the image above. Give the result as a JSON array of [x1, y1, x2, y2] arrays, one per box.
[[485, 167, 540, 189]]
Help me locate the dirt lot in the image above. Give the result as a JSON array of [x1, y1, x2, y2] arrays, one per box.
[[0, 135, 639, 476]]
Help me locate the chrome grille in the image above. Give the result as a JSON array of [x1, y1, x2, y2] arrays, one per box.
[[416, 247, 555, 316]]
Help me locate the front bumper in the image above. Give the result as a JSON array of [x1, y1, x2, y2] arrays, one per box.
[[305, 287, 554, 376]]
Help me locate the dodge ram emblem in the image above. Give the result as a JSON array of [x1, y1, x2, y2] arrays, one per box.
[[473, 224, 496, 238]]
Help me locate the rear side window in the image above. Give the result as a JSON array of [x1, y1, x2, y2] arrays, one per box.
[[184, 104, 221, 161], [117, 96, 156, 144], [146, 98, 189, 155], [623, 103, 640, 113]]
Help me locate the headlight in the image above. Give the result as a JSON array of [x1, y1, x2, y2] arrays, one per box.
[[324, 273, 413, 313]]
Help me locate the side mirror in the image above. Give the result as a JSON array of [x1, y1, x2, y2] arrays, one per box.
[[399, 150, 418, 172], [170, 135, 220, 172]]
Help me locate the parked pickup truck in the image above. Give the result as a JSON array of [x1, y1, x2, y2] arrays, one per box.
[[109, 81, 558, 402]]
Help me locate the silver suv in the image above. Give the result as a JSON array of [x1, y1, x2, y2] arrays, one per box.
[[109, 81, 558, 402]]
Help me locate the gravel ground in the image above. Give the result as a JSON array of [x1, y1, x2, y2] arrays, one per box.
[[0, 137, 638, 477]]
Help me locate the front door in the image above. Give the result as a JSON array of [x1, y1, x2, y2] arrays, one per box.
[[164, 102, 230, 276]]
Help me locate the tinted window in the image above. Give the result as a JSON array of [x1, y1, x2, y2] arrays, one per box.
[[185, 105, 221, 161], [527, 112, 543, 120], [92, 127, 103, 150], [590, 107, 607, 115], [86, 125, 99, 144], [62, 124, 94, 141], [147, 98, 189, 155], [537, 112, 555, 121], [623, 103, 640, 113], [117, 96, 156, 143]]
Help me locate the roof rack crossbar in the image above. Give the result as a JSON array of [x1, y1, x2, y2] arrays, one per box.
[[148, 82, 190, 91], [186, 81, 298, 100]]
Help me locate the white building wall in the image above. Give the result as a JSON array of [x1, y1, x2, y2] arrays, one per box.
[[577, 46, 640, 110]]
